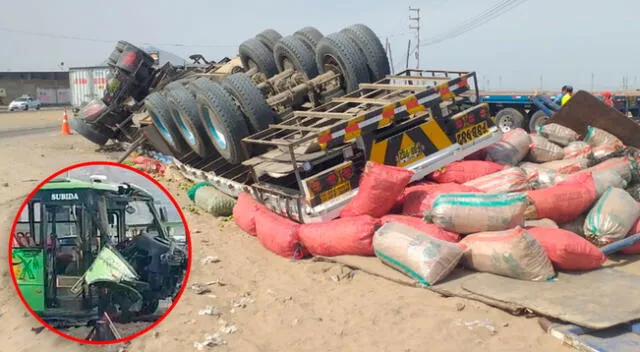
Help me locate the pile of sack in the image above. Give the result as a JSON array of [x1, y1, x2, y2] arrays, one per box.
[[127, 155, 167, 175], [231, 123, 640, 286]]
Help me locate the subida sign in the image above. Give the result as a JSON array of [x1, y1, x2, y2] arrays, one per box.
[[51, 193, 80, 201]]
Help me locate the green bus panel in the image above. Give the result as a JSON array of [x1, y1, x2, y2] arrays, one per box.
[[12, 248, 45, 313]]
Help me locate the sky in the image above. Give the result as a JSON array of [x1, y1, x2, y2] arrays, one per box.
[[0, 0, 638, 91]]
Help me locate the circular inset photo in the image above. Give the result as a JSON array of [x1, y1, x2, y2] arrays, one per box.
[[8, 161, 191, 344]]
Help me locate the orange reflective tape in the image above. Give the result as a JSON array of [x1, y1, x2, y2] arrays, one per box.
[[405, 98, 419, 110], [439, 84, 451, 96], [382, 107, 395, 119], [345, 124, 360, 133], [459, 76, 468, 88], [318, 130, 332, 144], [344, 117, 364, 141]]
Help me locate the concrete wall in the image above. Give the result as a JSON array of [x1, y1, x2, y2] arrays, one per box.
[[0, 72, 69, 105]]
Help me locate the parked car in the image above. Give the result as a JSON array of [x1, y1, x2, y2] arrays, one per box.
[[8, 97, 41, 111]]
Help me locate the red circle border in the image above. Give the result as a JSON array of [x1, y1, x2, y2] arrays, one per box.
[[6, 161, 193, 345]]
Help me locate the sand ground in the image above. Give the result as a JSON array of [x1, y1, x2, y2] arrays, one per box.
[[0, 110, 571, 352]]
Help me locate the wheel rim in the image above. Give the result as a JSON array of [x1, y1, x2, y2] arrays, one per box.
[[173, 109, 196, 145], [534, 116, 549, 130], [498, 115, 514, 132], [151, 112, 174, 144], [282, 58, 295, 71], [322, 55, 347, 90], [201, 106, 227, 149]]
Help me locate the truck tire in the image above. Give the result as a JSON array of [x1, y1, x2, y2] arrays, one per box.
[[341, 24, 390, 82], [189, 78, 251, 164], [255, 29, 282, 52], [495, 107, 525, 133], [239, 38, 278, 78], [68, 117, 113, 146], [529, 110, 550, 132], [294, 26, 324, 52], [164, 84, 217, 158], [316, 32, 371, 94], [221, 72, 276, 133], [273, 36, 319, 79], [144, 92, 189, 154]]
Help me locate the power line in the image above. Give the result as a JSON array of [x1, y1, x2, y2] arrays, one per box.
[[423, 0, 524, 46], [421, 0, 528, 46], [0, 26, 236, 48], [422, 0, 523, 45]]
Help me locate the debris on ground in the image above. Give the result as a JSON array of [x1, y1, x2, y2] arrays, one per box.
[[198, 305, 221, 316], [219, 323, 238, 334], [456, 303, 466, 311], [30, 326, 45, 334], [194, 333, 226, 350], [456, 319, 498, 335], [201, 255, 221, 264], [191, 283, 212, 295], [231, 293, 254, 309], [207, 278, 227, 286], [329, 267, 357, 282]]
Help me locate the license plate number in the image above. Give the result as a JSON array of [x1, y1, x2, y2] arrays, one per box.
[[319, 181, 352, 203], [456, 120, 489, 145]]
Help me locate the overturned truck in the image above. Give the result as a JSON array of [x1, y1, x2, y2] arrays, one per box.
[[70, 24, 502, 223]]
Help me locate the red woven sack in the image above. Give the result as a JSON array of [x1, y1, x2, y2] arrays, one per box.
[[526, 227, 606, 270], [255, 208, 308, 259], [233, 192, 269, 236], [381, 215, 461, 242], [429, 160, 505, 184], [402, 183, 482, 217], [340, 162, 414, 218], [298, 215, 379, 256], [526, 173, 597, 223]]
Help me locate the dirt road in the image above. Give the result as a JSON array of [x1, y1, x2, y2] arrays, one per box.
[[0, 111, 568, 351]]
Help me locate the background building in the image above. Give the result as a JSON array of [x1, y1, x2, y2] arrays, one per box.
[[0, 71, 69, 105], [0, 46, 188, 107]]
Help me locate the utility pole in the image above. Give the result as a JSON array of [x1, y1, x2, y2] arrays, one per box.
[[385, 37, 395, 74], [590, 72, 594, 91], [406, 40, 412, 71], [409, 6, 420, 69], [540, 74, 543, 90]]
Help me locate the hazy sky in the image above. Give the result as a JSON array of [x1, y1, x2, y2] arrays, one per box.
[[1, 0, 638, 91]]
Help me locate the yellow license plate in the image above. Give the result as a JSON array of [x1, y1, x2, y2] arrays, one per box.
[[456, 120, 489, 145], [320, 181, 352, 203]]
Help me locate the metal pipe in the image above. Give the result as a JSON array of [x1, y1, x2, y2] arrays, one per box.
[[265, 71, 337, 108]]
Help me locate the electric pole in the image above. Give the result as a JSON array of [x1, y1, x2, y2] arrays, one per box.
[[409, 6, 420, 69], [385, 37, 395, 74]]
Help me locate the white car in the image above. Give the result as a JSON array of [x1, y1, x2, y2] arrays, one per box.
[[8, 97, 41, 111]]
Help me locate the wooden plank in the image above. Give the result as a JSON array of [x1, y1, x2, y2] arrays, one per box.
[[330, 97, 391, 105], [266, 124, 323, 132], [293, 110, 356, 120], [314, 256, 525, 314], [387, 75, 452, 81], [358, 83, 428, 91], [462, 268, 640, 329], [548, 90, 640, 148]]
